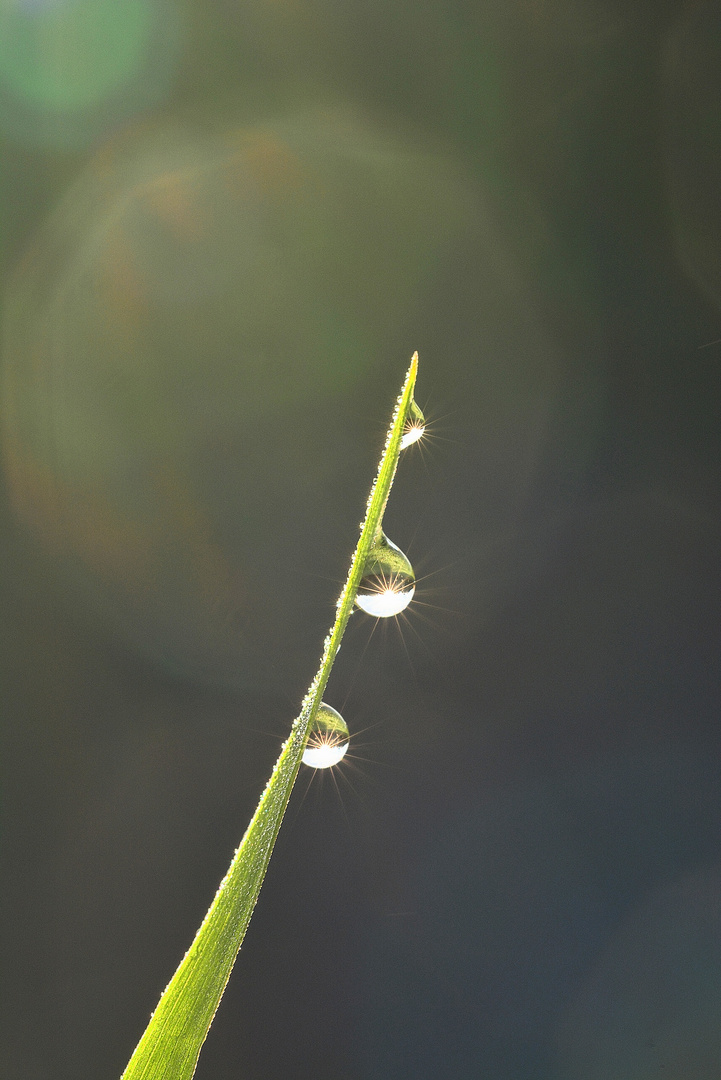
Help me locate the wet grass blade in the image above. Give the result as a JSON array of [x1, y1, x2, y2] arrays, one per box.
[[120, 353, 419, 1080]]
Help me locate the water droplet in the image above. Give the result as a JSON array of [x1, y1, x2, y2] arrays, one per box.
[[356, 533, 415, 617], [400, 400, 426, 450], [302, 703, 350, 769]]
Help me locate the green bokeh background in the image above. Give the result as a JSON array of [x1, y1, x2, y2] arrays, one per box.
[[2, 2, 721, 1079]]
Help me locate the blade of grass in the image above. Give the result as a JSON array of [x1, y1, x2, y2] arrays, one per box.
[[120, 353, 419, 1080]]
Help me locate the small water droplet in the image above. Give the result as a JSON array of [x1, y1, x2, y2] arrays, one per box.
[[400, 400, 426, 450], [356, 533, 415, 617], [302, 703, 350, 769]]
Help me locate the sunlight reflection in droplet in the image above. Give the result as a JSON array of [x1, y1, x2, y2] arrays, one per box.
[[355, 579, 415, 617], [399, 423, 425, 450], [302, 703, 349, 769], [356, 533, 415, 617]]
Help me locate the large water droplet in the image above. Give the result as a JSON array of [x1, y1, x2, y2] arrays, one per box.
[[302, 703, 350, 769], [356, 533, 415, 617], [400, 400, 426, 449]]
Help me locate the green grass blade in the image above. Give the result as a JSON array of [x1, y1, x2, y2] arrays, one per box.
[[120, 353, 419, 1080]]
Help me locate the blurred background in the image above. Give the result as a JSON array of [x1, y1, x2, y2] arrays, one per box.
[[1, 0, 721, 1077]]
